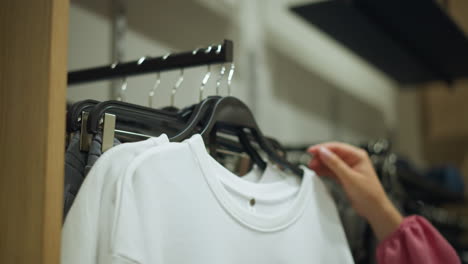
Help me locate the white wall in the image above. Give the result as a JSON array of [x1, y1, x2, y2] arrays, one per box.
[[67, 0, 399, 147], [261, 0, 398, 128], [67, 0, 112, 101]]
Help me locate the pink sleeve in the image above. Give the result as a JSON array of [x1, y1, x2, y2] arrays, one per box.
[[376, 215, 460, 264]]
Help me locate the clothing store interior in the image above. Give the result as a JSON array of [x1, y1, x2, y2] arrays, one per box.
[[3, 0, 468, 263]]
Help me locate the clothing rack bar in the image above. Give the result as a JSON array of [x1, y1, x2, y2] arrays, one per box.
[[68, 39, 233, 85]]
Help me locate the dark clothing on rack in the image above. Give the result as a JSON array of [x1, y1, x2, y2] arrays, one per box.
[[64, 132, 87, 220], [64, 132, 121, 220], [84, 134, 121, 175], [425, 166, 464, 194]]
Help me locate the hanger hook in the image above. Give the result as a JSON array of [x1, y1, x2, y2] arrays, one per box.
[[162, 52, 171, 60], [205, 45, 213, 54], [147, 53, 170, 107], [171, 68, 184, 107], [110, 61, 118, 69], [215, 43, 222, 54], [148, 72, 161, 108], [192, 47, 201, 55], [200, 64, 212, 101], [137, 56, 147, 65], [117, 77, 127, 101], [227, 63, 235, 96], [110, 61, 125, 101], [216, 65, 226, 96]]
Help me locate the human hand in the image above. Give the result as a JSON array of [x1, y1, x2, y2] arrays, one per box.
[[308, 142, 403, 241]]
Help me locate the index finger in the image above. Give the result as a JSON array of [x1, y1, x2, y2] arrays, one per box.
[[308, 142, 363, 156]]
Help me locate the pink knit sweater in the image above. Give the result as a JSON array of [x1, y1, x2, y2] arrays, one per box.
[[376, 215, 460, 264]]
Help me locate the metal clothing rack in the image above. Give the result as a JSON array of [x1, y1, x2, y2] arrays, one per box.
[[68, 39, 233, 85]]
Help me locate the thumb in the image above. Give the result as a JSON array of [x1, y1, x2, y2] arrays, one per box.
[[318, 147, 355, 182]]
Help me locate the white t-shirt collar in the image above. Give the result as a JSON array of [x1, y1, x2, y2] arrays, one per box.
[[187, 134, 313, 232]]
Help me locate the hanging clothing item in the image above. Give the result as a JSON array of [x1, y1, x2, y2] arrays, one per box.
[[63, 133, 121, 219], [61, 134, 169, 264], [107, 134, 354, 264], [85, 133, 121, 175], [64, 132, 88, 219]]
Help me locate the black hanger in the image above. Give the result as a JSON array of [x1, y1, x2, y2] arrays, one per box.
[[83, 97, 243, 152], [236, 128, 267, 170], [66, 99, 100, 133], [168, 96, 266, 169], [200, 96, 303, 177], [83, 97, 287, 171], [170, 96, 221, 142]]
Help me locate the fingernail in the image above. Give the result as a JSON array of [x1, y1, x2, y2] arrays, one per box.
[[319, 147, 333, 161]]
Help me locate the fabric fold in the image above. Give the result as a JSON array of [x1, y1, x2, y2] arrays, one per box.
[[376, 215, 460, 264]]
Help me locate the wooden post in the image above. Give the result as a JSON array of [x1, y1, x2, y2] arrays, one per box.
[[0, 0, 69, 263]]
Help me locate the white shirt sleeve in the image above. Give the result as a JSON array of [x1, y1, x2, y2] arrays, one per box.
[[61, 157, 109, 264], [61, 136, 169, 264]]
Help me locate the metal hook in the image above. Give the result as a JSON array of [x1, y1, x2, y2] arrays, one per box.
[[111, 61, 126, 101], [199, 65, 212, 101], [171, 69, 184, 106], [119, 55, 146, 102], [147, 53, 170, 107], [216, 65, 226, 95], [137, 56, 147, 65], [192, 47, 201, 55], [117, 77, 127, 101], [205, 45, 213, 54], [148, 72, 161, 107], [162, 53, 170, 60], [227, 63, 235, 96], [215, 43, 222, 54]]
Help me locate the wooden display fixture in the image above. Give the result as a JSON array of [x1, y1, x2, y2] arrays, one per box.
[[0, 0, 69, 263]]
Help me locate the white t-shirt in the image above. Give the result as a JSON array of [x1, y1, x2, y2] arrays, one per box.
[[61, 134, 169, 264], [111, 134, 354, 264]]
